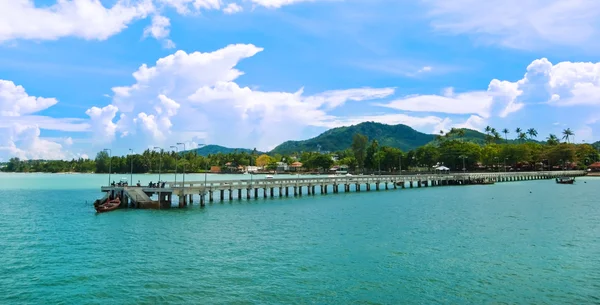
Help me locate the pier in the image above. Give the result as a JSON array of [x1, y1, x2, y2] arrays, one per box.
[[99, 170, 586, 209]]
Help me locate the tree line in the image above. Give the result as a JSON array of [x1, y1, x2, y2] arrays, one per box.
[[1, 126, 597, 174]]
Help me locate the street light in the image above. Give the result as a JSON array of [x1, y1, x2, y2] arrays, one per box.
[[398, 153, 402, 176], [170, 146, 178, 186], [153, 146, 162, 183], [103, 148, 112, 186], [412, 156, 417, 172], [198, 144, 208, 187], [128, 149, 134, 186], [177, 142, 186, 187], [459, 155, 467, 173]]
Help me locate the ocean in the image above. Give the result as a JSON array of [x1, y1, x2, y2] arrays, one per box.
[[1, 173, 599, 304]]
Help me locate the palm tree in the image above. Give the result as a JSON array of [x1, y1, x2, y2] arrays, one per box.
[[527, 128, 538, 140], [547, 134, 559, 145], [492, 130, 501, 142], [515, 127, 522, 139], [518, 132, 527, 143], [562, 128, 574, 143], [502, 128, 510, 142], [485, 126, 492, 135]]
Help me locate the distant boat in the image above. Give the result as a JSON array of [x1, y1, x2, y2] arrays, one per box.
[[556, 177, 575, 184], [95, 197, 121, 213]]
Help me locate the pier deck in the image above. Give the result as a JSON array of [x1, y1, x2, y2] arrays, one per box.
[[99, 170, 586, 209]]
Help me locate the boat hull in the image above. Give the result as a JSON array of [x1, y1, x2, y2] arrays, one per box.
[[95, 198, 121, 213], [555, 177, 575, 184]]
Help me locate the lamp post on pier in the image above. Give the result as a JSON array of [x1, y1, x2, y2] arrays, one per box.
[[153, 147, 162, 183], [170, 146, 178, 186], [103, 148, 112, 186], [197, 144, 208, 186], [459, 155, 467, 173], [177, 142, 186, 188], [398, 153, 402, 175], [128, 149, 134, 185]]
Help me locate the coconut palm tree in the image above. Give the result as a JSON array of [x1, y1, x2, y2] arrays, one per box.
[[527, 128, 538, 140], [547, 134, 559, 145], [502, 128, 510, 142], [515, 127, 522, 141], [485, 126, 492, 135], [562, 128, 574, 143], [518, 132, 527, 143]]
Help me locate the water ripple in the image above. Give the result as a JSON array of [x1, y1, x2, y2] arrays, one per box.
[[1, 178, 600, 303]]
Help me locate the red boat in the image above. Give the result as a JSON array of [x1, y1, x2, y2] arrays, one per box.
[[95, 197, 121, 213]]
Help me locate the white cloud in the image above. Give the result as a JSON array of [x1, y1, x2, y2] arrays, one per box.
[[0, 78, 89, 160], [143, 15, 175, 48], [376, 90, 493, 118], [251, 0, 319, 9], [0, 124, 66, 160], [0, 80, 58, 116], [424, 0, 600, 49], [85, 105, 119, 145], [86, 44, 396, 151], [0, 0, 154, 42], [418, 66, 432, 73], [223, 3, 243, 14]]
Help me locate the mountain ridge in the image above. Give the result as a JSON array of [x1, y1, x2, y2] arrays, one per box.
[[189, 123, 549, 155]]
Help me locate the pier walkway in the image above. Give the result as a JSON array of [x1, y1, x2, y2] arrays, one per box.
[[99, 170, 585, 209]]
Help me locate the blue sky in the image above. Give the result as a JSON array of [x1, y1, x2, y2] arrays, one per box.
[[1, 0, 600, 160]]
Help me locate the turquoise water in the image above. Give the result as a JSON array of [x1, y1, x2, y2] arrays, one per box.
[[1, 173, 599, 304]]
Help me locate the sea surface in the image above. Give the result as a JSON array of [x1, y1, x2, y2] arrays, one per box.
[[1, 173, 599, 304]]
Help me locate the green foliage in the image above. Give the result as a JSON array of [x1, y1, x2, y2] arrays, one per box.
[[270, 122, 436, 155], [192, 145, 262, 156], [351, 133, 369, 171]]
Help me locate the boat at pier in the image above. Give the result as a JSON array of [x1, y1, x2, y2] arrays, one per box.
[[95, 197, 121, 213], [555, 177, 575, 184]]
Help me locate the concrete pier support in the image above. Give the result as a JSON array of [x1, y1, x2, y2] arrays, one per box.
[[409, 181, 413, 188], [279, 187, 283, 197], [375, 182, 380, 191], [270, 187, 274, 198], [299, 186, 303, 196], [209, 190, 213, 202], [294, 186, 298, 196], [220, 190, 224, 201], [246, 188, 251, 200], [285, 187, 289, 197], [263, 188, 267, 198], [311, 185, 316, 195], [254, 188, 258, 199], [229, 189, 233, 201]]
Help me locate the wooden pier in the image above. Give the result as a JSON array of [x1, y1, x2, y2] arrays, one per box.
[[99, 170, 586, 209]]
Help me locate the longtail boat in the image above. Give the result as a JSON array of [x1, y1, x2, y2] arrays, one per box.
[[555, 177, 575, 184], [95, 197, 121, 213]]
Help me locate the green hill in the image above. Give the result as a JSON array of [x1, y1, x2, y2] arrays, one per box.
[[270, 122, 437, 154], [191, 145, 261, 156]]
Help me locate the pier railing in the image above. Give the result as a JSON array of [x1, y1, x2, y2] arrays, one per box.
[[166, 170, 586, 191]]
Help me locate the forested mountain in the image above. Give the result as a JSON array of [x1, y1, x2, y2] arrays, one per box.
[[270, 122, 437, 154]]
